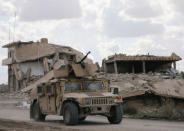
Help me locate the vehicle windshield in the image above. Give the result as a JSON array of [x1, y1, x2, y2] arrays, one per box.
[[64, 82, 81, 91], [84, 81, 104, 91]]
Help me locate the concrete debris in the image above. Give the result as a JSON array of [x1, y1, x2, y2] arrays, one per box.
[[0, 91, 31, 110], [0, 91, 30, 101], [98, 73, 184, 99], [53, 59, 65, 70], [97, 73, 184, 119]]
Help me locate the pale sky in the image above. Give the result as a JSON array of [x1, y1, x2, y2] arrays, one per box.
[[0, 0, 184, 84]]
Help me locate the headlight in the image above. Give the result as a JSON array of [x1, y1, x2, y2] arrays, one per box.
[[85, 98, 91, 105], [109, 98, 114, 104]]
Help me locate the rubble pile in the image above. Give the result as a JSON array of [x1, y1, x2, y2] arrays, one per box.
[[98, 73, 183, 97], [0, 91, 31, 109], [98, 73, 184, 120], [0, 91, 30, 103], [26, 75, 42, 86]]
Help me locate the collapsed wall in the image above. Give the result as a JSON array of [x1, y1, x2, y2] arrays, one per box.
[[98, 73, 184, 119]]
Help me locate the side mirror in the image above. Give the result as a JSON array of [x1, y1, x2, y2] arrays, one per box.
[[113, 88, 119, 94]]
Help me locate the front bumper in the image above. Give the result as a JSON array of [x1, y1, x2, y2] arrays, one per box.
[[89, 105, 110, 114], [79, 105, 111, 117], [79, 97, 122, 107], [78, 97, 122, 117]]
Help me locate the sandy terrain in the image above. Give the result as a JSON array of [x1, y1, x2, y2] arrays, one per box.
[[1, 94, 184, 131]]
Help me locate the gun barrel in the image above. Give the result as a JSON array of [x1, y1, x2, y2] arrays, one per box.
[[76, 51, 91, 64]]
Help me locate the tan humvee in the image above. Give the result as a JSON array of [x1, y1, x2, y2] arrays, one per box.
[[30, 77, 123, 125]]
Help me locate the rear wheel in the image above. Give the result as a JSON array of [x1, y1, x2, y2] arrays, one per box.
[[63, 103, 79, 125], [32, 101, 46, 121], [107, 104, 123, 124]]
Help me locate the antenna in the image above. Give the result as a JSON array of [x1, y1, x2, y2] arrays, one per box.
[[8, 22, 11, 44], [13, 12, 16, 42]]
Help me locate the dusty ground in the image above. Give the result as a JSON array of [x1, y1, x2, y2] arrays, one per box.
[[0, 119, 81, 131], [1, 94, 184, 131]]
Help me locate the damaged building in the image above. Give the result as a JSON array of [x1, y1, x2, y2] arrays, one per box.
[[2, 38, 94, 92], [102, 53, 182, 74]]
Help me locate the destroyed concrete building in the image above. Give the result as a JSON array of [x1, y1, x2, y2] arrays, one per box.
[[2, 38, 95, 92], [102, 53, 182, 74]]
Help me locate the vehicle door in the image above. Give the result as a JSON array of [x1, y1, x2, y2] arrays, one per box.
[[38, 84, 48, 113], [46, 83, 57, 114], [55, 81, 64, 114]]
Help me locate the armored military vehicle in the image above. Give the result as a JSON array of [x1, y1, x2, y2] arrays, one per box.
[[29, 52, 123, 125]]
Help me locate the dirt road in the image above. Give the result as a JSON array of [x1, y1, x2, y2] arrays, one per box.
[[1, 95, 184, 131], [0, 118, 80, 131]]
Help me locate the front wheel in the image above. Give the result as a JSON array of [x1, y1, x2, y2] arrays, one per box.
[[63, 103, 79, 125], [107, 104, 123, 124], [32, 102, 46, 121]]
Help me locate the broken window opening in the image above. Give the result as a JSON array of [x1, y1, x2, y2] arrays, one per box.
[[105, 60, 174, 74]]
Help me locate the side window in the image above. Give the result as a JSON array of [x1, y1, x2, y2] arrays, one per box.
[[46, 85, 52, 94], [37, 86, 42, 94]]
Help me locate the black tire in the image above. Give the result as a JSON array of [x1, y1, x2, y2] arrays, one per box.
[[107, 104, 123, 124], [79, 117, 86, 121], [32, 101, 46, 121], [63, 103, 79, 125]]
